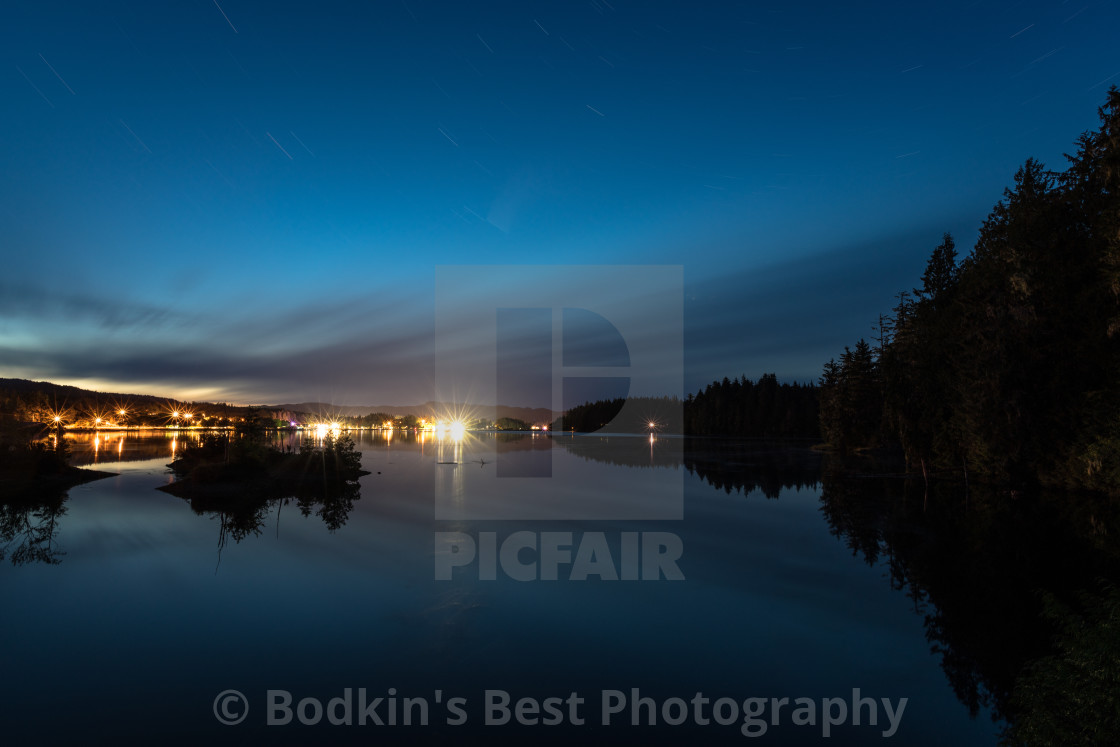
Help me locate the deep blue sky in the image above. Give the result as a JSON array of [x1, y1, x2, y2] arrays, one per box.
[[2, 0, 1118, 406]]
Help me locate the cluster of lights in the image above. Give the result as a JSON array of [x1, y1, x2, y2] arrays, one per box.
[[41, 409, 543, 434], [421, 420, 468, 438], [313, 422, 343, 438], [42, 405, 252, 430], [166, 410, 198, 428]]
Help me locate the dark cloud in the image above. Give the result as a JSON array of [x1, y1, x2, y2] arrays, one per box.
[[0, 283, 182, 331], [684, 226, 943, 388], [0, 281, 435, 404], [0, 322, 436, 405], [3, 234, 949, 405]]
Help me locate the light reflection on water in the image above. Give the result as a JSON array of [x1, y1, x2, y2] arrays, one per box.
[[2, 433, 1007, 745]]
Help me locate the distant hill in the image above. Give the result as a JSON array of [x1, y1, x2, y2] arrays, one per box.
[[275, 401, 557, 424], [0, 380, 556, 423], [0, 378, 202, 409]]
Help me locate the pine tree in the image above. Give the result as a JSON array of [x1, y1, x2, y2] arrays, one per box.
[[917, 232, 959, 307]]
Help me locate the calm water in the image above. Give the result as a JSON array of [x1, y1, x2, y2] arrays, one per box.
[[4, 430, 1087, 744]]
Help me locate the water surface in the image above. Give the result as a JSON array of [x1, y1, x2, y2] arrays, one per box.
[[2, 431, 1034, 744]]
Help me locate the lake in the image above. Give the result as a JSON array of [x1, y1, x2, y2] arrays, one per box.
[[3, 430, 1108, 744]]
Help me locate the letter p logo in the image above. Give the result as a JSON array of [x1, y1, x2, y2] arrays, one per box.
[[434, 266, 682, 520]]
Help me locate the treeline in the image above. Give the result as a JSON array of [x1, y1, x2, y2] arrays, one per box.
[[554, 375, 819, 437], [553, 395, 683, 433], [685, 373, 818, 438], [820, 88, 1120, 495], [0, 379, 246, 427]]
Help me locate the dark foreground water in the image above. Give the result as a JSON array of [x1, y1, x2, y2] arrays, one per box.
[[2, 431, 1115, 745]]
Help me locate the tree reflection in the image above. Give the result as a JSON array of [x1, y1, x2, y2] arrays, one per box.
[[171, 479, 363, 570], [0, 489, 68, 565], [554, 437, 822, 498], [557, 434, 683, 468], [564, 435, 1120, 738], [685, 441, 821, 498], [295, 481, 359, 533], [818, 464, 1120, 734]]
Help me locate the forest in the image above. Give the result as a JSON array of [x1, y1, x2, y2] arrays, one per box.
[[555, 374, 819, 438], [685, 373, 819, 438], [819, 88, 1120, 496]]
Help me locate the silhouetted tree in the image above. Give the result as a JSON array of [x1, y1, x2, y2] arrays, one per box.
[[820, 88, 1120, 494]]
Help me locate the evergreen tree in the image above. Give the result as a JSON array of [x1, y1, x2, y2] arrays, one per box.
[[820, 89, 1120, 494]]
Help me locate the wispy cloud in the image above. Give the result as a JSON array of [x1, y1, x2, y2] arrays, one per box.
[[0, 283, 182, 330]]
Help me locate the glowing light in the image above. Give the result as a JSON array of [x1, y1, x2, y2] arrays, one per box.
[[118, 409, 127, 416], [172, 411, 180, 418], [53, 416, 61, 423], [449, 421, 466, 439], [542, 425, 548, 431]]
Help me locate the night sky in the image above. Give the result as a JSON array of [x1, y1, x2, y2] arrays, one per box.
[[2, 0, 1118, 406]]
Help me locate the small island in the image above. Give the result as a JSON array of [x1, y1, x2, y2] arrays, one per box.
[[158, 410, 369, 501]]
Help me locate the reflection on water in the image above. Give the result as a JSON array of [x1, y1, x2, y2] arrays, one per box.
[[818, 467, 1120, 730], [557, 432, 685, 468], [61, 428, 564, 466], [3, 433, 1117, 743], [62, 429, 193, 465], [0, 487, 67, 565], [174, 476, 362, 571]]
